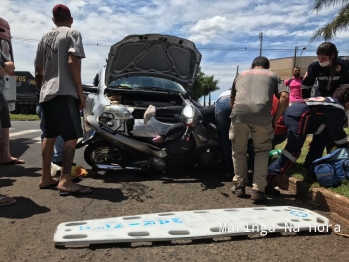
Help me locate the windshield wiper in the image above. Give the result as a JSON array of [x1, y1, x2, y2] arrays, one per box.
[[138, 86, 180, 93], [108, 84, 133, 89]]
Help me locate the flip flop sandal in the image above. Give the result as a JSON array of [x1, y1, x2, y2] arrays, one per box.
[[39, 181, 59, 190], [0, 158, 25, 165], [0, 194, 16, 206], [59, 186, 92, 196]]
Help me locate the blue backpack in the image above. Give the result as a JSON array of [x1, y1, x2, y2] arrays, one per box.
[[311, 148, 349, 187]]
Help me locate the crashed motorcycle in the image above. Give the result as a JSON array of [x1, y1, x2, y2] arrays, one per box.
[[76, 93, 222, 173]]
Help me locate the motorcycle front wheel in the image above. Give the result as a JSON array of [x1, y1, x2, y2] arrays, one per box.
[[84, 140, 122, 168]]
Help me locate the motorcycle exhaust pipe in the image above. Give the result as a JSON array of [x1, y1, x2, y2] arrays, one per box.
[[95, 164, 141, 171], [86, 115, 167, 158]]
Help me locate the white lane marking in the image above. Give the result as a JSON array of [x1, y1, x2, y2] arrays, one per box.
[[9, 129, 41, 137], [21, 136, 42, 144]]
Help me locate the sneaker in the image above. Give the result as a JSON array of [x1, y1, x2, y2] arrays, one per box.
[[251, 190, 267, 203], [144, 105, 156, 124], [231, 185, 247, 198], [265, 185, 281, 196]]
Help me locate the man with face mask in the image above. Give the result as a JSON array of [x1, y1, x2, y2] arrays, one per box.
[[266, 86, 349, 196]]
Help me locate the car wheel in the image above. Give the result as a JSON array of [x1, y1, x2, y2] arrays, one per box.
[[84, 140, 122, 167]]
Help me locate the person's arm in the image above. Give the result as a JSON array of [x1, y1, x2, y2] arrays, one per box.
[[34, 39, 45, 92], [35, 66, 44, 90], [68, 53, 85, 110], [0, 61, 14, 76], [326, 110, 349, 149], [0, 51, 14, 76], [339, 59, 349, 88], [273, 91, 289, 130], [230, 78, 237, 107], [67, 30, 86, 110]]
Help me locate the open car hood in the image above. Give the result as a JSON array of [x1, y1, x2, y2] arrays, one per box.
[[105, 34, 202, 89]]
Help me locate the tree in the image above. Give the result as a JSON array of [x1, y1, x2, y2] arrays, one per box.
[[202, 75, 220, 106], [190, 67, 206, 101], [190, 67, 220, 104], [312, 0, 349, 40]]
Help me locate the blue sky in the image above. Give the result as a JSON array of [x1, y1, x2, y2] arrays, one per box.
[[1, 0, 348, 102]]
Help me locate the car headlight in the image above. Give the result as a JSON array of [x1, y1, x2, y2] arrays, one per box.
[[182, 104, 194, 119]]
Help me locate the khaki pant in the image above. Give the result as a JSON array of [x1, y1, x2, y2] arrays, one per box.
[[230, 122, 274, 192]]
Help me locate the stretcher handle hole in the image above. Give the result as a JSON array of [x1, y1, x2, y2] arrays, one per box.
[[62, 234, 88, 239], [168, 230, 190, 235], [158, 213, 175, 216], [317, 218, 326, 224], [277, 222, 297, 227], [123, 216, 142, 220], [65, 222, 87, 226], [128, 232, 150, 237]]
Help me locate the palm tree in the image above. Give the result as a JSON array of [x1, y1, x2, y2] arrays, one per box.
[[312, 0, 349, 40], [202, 75, 220, 106]]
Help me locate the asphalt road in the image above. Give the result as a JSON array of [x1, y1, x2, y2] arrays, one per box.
[[1, 121, 349, 262]]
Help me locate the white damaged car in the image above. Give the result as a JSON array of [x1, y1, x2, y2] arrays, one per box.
[[82, 34, 204, 133]]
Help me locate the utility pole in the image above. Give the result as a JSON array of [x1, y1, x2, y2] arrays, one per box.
[[293, 46, 298, 68], [236, 65, 239, 77], [259, 32, 263, 56]]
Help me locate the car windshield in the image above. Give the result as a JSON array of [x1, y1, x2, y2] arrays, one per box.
[[108, 76, 186, 93]]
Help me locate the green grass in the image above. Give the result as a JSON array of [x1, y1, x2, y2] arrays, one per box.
[[273, 135, 349, 198], [10, 114, 40, 121]]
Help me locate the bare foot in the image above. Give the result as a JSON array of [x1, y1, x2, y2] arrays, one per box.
[[0, 157, 25, 165], [57, 181, 91, 193], [152, 136, 164, 143]]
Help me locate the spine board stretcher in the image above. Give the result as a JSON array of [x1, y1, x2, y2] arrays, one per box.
[[54, 206, 329, 246]]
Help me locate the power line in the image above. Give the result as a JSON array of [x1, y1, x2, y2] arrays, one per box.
[[12, 36, 343, 52]]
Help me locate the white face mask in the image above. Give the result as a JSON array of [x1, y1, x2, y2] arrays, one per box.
[[319, 60, 330, 67]]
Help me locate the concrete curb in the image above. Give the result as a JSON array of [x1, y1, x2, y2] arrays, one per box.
[[277, 174, 349, 222]]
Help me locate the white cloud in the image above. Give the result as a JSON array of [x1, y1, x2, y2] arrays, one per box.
[[0, 0, 347, 96], [189, 16, 229, 44]]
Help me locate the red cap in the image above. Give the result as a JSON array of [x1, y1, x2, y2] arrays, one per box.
[[52, 4, 71, 18]]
